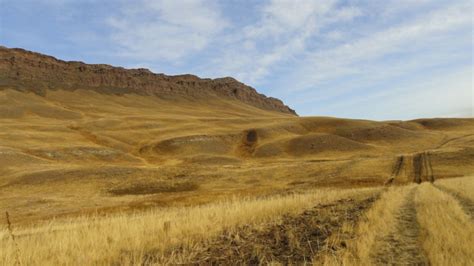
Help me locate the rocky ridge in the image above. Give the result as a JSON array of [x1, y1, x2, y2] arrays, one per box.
[[0, 46, 296, 115]]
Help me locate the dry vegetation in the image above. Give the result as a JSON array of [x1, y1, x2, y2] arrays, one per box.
[[0, 87, 473, 265], [0, 187, 380, 265], [1, 50, 473, 264], [1, 177, 473, 265], [339, 185, 419, 265], [415, 183, 474, 265], [1, 88, 473, 226], [436, 176, 474, 202], [336, 177, 474, 266]]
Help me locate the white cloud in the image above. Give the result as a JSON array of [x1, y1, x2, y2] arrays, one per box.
[[106, 0, 227, 61], [243, 0, 335, 39], [202, 0, 363, 84], [283, 1, 472, 95], [3, 0, 471, 119]]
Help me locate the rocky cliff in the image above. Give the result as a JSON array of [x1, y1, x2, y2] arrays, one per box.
[[0, 46, 297, 115]]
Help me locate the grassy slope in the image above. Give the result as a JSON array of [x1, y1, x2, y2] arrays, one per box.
[[1, 87, 473, 264], [0, 187, 380, 265], [1, 177, 472, 265], [1, 88, 473, 224]]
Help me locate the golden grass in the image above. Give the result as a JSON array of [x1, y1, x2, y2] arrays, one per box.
[[415, 182, 474, 265], [435, 175, 474, 201], [0, 187, 379, 265], [340, 177, 474, 265], [340, 185, 416, 265], [2, 88, 473, 224]]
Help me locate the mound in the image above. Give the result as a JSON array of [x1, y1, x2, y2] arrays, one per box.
[[411, 118, 474, 130], [286, 133, 373, 156], [333, 125, 423, 143], [141, 134, 238, 156]]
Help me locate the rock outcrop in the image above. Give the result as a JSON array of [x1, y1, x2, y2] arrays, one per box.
[[0, 46, 297, 115]]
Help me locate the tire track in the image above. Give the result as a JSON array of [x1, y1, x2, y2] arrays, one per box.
[[386, 155, 404, 185], [372, 187, 428, 265], [413, 152, 434, 184], [392, 156, 404, 177], [424, 152, 434, 183], [387, 152, 435, 185], [413, 154, 423, 184], [434, 185, 474, 219]]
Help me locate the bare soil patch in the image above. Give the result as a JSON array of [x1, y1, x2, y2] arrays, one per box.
[[161, 194, 378, 265]]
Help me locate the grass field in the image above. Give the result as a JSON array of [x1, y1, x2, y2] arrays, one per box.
[[0, 80, 473, 265], [1, 177, 472, 265], [1, 88, 473, 226], [340, 178, 474, 265]]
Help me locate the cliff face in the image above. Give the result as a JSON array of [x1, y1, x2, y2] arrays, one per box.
[[0, 46, 297, 115]]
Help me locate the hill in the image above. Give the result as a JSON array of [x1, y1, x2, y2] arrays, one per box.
[[0, 47, 473, 226], [0, 46, 296, 115]]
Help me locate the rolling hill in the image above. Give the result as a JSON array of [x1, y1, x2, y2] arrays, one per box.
[[0, 46, 473, 226]]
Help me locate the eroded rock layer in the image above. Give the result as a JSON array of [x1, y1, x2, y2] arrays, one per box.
[[0, 46, 296, 115]]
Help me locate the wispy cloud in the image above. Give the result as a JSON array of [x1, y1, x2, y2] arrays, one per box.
[[106, 0, 228, 61], [285, 1, 472, 92], [1, 0, 471, 119], [271, 0, 473, 118], [198, 0, 364, 84]]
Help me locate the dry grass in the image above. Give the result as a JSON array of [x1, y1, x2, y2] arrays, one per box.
[[415, 182, 474, 265], [4, 211, 22, 266], [338, 177, 474, 265], [0, 187, 378, 265], [1, 178, 473, 265], [340, 185, 416, 265], [1, 88, 473, 224], [435, 175, 474, 201], [1, 86, 473, 264]]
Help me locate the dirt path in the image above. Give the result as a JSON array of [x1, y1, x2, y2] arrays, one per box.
[[434, 185, 474, 219], [387, 152, 435, 185], [413, 152, 434, 183], [385, 155, 405, 185], [372, 187, 428, 265], [392, 156, 404, 177], [176, 194, 379, 265], [423, 152, 434, 183]]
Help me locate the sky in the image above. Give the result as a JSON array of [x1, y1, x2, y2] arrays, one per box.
[[0, 0, 472, 120]]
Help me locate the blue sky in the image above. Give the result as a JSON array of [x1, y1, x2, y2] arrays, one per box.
[[0, 0, 472, 119]]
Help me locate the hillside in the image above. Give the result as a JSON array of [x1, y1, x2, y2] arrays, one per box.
[[0, 46, 296, 115], [0, 47, 473, 226], [0, 47, 473, 265]]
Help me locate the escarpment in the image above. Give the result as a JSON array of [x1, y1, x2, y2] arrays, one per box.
[[0, 46, 297, 115]]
